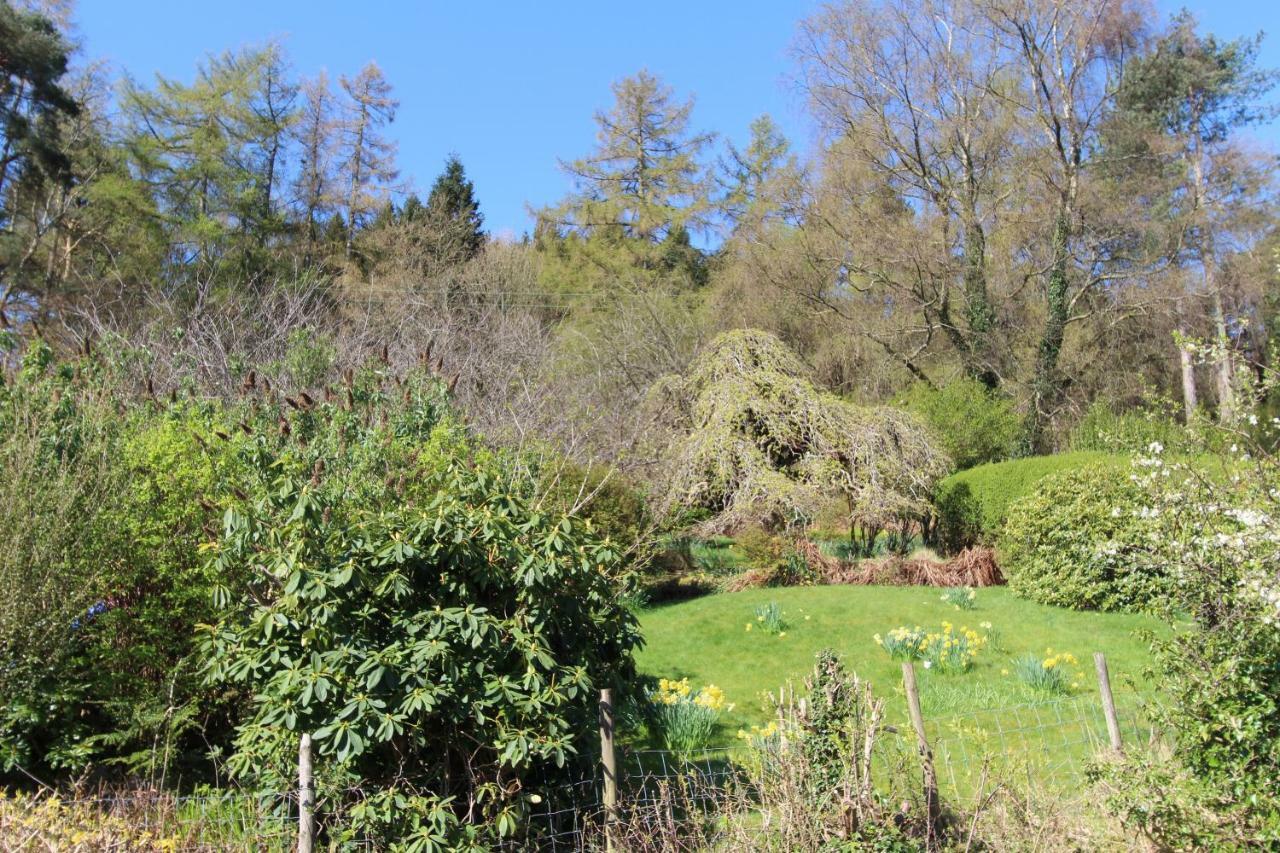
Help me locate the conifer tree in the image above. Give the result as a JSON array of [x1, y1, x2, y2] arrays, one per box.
[[425, 153, 484, 262], [336, 62, 398, 258], [542, 70, 713, 288]]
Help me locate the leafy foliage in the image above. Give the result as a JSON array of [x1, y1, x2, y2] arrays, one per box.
[[1091, 439, 1280, 846], [999, 462, 1169, 611], [903, 378, 1022, 470], [199, 369, 640, 847], [653, 329, 949, 536], [1068, 399, 1208, 455]]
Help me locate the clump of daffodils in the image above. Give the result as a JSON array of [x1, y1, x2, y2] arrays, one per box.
[[735, 720, 779, 744], [875, 622, 989, 672], [941, 586, 978, 610], [650, 678, 733, 757], [1012, 648, 1084, 695]]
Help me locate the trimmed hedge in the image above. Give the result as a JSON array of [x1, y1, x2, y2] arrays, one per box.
[[932, 452, 1129, 552]]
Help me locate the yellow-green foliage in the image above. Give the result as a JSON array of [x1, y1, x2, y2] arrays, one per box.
[[903, 377, 1022, 470], [932, 452, 1127, 552], [653, 329, 949, 533]]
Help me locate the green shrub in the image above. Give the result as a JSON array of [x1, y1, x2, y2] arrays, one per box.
[[1068, 399, 1206, 455], [539, 460, 650, 555], [903, 377, 1022, 470], [932, 451, 1127, 552], [999, 462, 1168, 611], [200, 369, 639, 847]]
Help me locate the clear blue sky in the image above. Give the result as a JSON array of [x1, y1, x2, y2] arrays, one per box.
[[74, 0, 1277, 239]]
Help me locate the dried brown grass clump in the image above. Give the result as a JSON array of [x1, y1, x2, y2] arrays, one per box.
[[820, 545, 1003, 588]]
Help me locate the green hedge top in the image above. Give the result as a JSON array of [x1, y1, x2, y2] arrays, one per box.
[[933, 452, 1129, 551]]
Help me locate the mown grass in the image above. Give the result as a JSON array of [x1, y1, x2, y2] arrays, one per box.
[[636, 585, 1162, 740]]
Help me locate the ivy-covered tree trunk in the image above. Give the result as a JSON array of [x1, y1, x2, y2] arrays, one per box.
[[1028, 207, 1072, 451]]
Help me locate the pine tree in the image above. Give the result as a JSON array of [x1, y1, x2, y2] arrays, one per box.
[[1116, 12, 1279, 423], [0, 0, 79, 206]]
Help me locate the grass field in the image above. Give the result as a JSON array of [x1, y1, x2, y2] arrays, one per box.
[[636, 585, 1162, 740]]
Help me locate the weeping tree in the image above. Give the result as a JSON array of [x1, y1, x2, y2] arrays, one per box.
[[651, 329, 949, 551]]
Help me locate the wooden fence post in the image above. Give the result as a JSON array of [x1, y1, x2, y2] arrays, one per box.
[[599, 688, 618, 851], [298, 733, 314, 853], [902, 662, 940, 848], [1094, 652, 1124, 754]]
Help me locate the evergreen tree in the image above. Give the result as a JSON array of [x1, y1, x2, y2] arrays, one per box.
[[1116, 12, 1279, 422], [425, 154, 484, 261], [0, 0, 79, 203]]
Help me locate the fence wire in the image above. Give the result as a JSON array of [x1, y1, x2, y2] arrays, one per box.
[[2, 694, 1156, 851]]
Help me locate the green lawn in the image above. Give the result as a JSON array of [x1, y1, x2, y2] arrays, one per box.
[[635, 586, 1165, 798], [636, 585, 1161, 740]]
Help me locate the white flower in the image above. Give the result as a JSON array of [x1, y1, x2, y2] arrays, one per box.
[[922, 660, 933, 669]]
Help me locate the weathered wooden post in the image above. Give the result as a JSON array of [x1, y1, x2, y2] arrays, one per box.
[[599, 688, 618, 851], [1094, 652, 1124, 754], [902, 662, 940, 848], [298, 733, 314, 853]]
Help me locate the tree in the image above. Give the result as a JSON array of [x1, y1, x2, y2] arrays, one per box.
[[542, 70, 714, 288], [291, 71, 339, 252], [651, 329, 949, 544], [121, 44, 297, 291], [0, 0, 78, 202], [795, 0, 1010, 389], [716, 114, 800, 237], [1115, 12, 1278, 423], [0, 0, 79, 313], [336, 62, 398, 259], [424, 153, 484, 263]]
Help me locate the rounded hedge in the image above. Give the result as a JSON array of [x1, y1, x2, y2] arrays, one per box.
[[932, 452, 1126, 552], [998, 462, 1168, 611]]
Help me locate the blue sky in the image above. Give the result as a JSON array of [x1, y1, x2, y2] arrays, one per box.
[[75, 0, 1277, 239]]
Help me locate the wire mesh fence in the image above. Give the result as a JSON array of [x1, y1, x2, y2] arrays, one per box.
[[923, 692, 1155, 804], [3, 690, 1156, 851]]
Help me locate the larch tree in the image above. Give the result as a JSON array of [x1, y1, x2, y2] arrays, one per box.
[[291, 71, 340, 251], [336, 62, 399, 259], [542, 70, 714, 290]]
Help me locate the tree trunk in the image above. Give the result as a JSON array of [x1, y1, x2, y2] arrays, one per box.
[[1027, 206, 1071, 450], [961, 216, 998, 389], [1179, 331, 1198, 422]]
